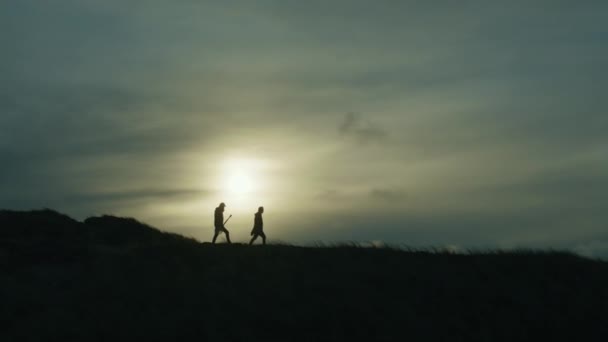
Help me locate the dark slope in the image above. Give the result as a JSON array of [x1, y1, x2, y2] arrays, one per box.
[[1, 210, 607, 341]]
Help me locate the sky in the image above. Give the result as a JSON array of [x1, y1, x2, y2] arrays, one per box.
[[1, 0, 607, 257]]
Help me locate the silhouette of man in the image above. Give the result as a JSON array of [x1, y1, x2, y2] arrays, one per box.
[[249, 206, 266, 245], [212, 202, 231, 244]]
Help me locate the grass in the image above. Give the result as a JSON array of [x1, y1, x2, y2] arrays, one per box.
[[1, 209, 608, 341]]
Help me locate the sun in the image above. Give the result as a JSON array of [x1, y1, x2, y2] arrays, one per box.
[[221, 158, 260, 196], [226, 169, 254, 194], [213, 156, 278, 211]]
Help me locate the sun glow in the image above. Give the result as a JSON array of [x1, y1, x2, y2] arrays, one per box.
[[221, 158, 262, 197], [226, 169, 254, 194], [213, 156, 282, 213]]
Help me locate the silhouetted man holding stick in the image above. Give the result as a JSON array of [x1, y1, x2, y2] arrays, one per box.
[[212, 202, 231, 244], [249, 206, 266, 245]]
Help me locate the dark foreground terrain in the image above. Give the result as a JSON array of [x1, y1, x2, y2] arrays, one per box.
[[1, 209, 607, 341]]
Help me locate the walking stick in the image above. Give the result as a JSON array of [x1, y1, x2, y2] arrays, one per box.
[[223, 214, 232, 226]]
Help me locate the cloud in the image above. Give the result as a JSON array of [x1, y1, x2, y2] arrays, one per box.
[[368, 188, 408, 203], [66, 188, 210, 205], [339, 112, 388, 144], [315, 189, 345, 201]]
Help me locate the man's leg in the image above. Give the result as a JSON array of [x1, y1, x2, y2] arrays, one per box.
[[223, 227, 232, 244], [249, 234, 257, 245], [260, 232, 266, 245], [212, 230, 220, 244]]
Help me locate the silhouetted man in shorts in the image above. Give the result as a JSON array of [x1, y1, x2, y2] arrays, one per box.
[[212, 202, 231, 244], [249, 206, 266, 245]]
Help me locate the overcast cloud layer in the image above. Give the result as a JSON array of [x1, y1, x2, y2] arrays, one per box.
[[1, 0, 607, 257]]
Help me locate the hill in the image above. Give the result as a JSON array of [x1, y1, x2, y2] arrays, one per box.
[[1, 209, 607, 341]]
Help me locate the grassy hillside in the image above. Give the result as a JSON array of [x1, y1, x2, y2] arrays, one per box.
[[1, 209, 607, 341]]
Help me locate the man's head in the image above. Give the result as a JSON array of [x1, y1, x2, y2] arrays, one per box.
[[258, 206, 264, 214], [219, 202, 226, 211]]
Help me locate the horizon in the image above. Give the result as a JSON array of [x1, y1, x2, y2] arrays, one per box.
[[2, 1, 607, 258]]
